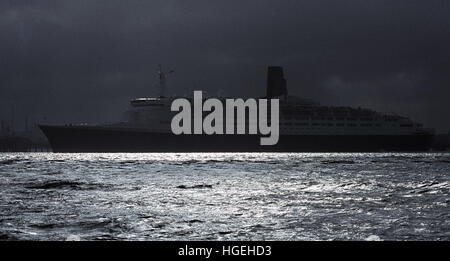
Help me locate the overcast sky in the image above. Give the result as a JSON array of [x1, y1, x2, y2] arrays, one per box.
[[1, 0, 449, 131]]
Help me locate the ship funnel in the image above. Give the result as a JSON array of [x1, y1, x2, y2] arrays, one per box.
[[266, 66, 288, 99]]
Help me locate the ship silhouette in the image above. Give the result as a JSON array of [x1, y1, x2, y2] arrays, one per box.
[[39, 66, 434, 152]]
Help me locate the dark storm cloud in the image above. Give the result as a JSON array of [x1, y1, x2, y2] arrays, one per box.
[[1, 0, 449, 130]]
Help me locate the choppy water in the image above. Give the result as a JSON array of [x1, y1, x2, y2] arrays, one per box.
[[1, 152, 450, 241]]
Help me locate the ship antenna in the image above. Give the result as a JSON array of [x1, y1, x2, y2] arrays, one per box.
[[157, 64, 174, 98]]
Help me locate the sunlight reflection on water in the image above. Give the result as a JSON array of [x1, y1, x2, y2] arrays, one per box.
[[0, 152, 449, 240]]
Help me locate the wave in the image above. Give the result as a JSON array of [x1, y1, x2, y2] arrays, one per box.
[[0, 159, 20, 165], [217, 231, 233, 235], [0, 232, 18, 241], [25, 180, 113, 190], [186, 219, 205, 224], [321, 160, 355, 164], [76, 218, 116, 229], [176, 184, 213, 189], [172, 159, 282, 165], [370, 159, 394, 164], [410, 181, 449, 194], [30, 223, 62, 229], [26, 181, 83, 189]]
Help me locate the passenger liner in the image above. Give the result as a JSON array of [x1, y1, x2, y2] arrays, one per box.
[[40, 66, 434, 152]]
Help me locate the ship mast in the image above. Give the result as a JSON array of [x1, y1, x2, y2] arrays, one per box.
[[157, 64, 174, 97]]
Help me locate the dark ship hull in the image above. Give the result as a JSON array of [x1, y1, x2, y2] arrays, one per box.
[[39, 125, 434, 152]]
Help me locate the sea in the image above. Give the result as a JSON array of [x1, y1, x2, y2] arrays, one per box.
[[0, 152, 449, 241]]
